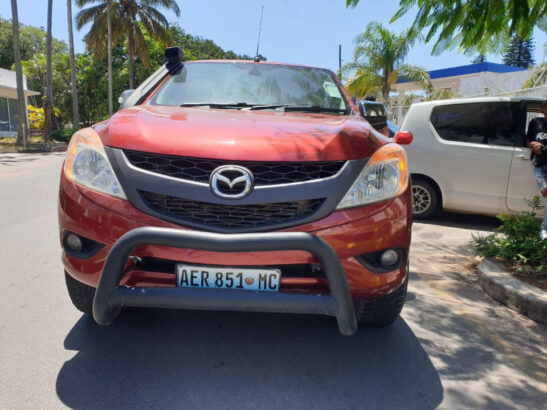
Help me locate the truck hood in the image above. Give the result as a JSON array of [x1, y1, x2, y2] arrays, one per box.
[[95, 105, 385, 161]]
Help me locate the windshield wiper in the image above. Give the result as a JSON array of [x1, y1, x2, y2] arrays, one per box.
[[180, 102, 257, 109], [249, 104, 347, 114]]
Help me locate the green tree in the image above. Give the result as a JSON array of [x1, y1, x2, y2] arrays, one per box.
[[502, 36, 535, 68], [342, 22, 430, 107], [76, 0, 180, 89], [0, 18, 66, 69], [21, 54, 69, 98], [472, 55, 487, 64], [345, 0, 547, 55]]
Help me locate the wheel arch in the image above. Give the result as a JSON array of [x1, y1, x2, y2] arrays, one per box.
[[410, 173, 443, 210]]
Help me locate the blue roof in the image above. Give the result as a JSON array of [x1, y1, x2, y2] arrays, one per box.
[[397, 62, 527, 84]]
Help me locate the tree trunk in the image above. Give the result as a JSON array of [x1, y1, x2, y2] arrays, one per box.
[[45, 0, 57, 135], [128, 33, 134, 89], [107, 0, 113, 116], [10, 0, 28, 147], [382, 80, 390, 108], [67, 0, 79, 128]]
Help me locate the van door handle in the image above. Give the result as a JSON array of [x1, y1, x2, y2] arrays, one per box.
[[516, 155, 528, 160]]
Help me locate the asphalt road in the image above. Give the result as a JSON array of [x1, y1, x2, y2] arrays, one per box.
[[1, 153, 546, 410]]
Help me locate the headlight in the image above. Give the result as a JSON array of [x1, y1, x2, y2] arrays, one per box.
[[336, 144, 408, 210], [63, 129, 126, 199]]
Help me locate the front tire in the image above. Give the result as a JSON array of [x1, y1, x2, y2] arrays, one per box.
[[65, 271, 95, 314], [412, 179, 439, 219], [354, 275, 408, 327]]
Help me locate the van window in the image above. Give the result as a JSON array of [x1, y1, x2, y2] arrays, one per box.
[[431, 102, 518, 146]]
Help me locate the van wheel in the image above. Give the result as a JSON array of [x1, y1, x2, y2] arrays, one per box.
[[65, 271, 95, 314], [412, 179, 439, 219], [354, 275, 408, 327]]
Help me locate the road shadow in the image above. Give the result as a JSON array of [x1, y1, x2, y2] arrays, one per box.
[[417, 211, 500, 232], [56, 309, 443, 410], [0, 152, 65, 166]]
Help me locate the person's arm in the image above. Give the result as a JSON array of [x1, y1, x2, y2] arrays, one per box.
[[526, 118, 544, 154]]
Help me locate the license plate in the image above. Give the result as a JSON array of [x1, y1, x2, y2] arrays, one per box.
[[176, 264, 281, 292]]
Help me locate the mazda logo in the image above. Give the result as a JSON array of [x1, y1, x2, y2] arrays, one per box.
[[210, 165, 254, 199]]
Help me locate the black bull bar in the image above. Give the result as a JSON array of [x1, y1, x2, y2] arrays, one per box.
[[93, 227, 358, 335]]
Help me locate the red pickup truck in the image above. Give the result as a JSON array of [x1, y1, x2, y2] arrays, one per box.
[[58, 48, 412, 335]]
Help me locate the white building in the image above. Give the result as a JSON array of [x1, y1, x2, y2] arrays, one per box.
[[0, 68, 40, 137], [392, 62, 545, 125], [395, 62, 536, 97]]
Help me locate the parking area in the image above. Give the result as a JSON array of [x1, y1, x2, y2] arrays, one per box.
[[1, 153, 546, 409]]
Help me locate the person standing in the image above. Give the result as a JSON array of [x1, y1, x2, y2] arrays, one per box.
[[526, 101, 547, 240]]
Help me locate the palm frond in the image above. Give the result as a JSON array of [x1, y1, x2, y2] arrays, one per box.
[[399, 64, 432, 91], [141, 0, 181, 16], [75, 4, 105, 29], [131, 26, 151, 67], [522, 63, 547, 89]]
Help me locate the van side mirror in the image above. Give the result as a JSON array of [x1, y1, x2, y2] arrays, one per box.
[[118, 89, 135, 109]]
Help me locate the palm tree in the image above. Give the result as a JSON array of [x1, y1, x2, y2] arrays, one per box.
[[522, 63, 547, 88], [45, 0, 57, 134], [10, 0, 28, 147], [67, 0, 79, 127], [343, 22, 431, 107], [107, 0, 112, 115], [76, 0, 181, 89]]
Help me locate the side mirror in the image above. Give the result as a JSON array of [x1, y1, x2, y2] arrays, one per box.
[[118, 89, 135, 109], [394, 131, 413, 145]]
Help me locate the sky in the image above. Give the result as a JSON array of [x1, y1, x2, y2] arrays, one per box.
[[1, 0, 546, 74]]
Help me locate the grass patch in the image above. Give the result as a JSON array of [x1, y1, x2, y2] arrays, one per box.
[[471, 196, 547, 287]]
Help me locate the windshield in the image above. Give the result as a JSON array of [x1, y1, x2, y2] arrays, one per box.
[[149, 62, 349, 113]]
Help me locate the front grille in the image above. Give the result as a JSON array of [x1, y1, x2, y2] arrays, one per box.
[[140, 191, 324, 230], [125, 150, 345, 185]]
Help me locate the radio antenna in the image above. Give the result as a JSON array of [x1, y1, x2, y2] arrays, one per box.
[[255, 5, 264, 62]]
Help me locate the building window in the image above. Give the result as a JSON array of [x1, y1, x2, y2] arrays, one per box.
[[8, 98, 18, 132], [0, 97, 20, 134], [0, 98, 9, 132]]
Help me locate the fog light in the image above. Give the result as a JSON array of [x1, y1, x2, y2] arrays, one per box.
[[380, 249, 399, 267], [66, 233, 83, 253]]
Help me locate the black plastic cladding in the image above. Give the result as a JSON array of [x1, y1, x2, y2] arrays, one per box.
[[105, 147, 367, 233], [124, 149, 345, 186]]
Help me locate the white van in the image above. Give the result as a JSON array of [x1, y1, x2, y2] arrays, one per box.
[[399, 97, 545, 218]]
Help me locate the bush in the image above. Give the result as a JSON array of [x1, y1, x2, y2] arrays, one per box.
[[27, 105, 45, 130], [46, 128, 78, 143], [471, 196, 547, 275]]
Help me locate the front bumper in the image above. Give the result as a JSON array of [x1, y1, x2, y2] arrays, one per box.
[[59, 171, 411, 299], [94, 227, 358, 335]]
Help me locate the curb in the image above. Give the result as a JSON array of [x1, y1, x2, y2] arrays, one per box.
[[478, 258, 547, 325]]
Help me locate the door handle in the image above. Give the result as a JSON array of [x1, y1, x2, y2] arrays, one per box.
[[516, 155, 528, 160]]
